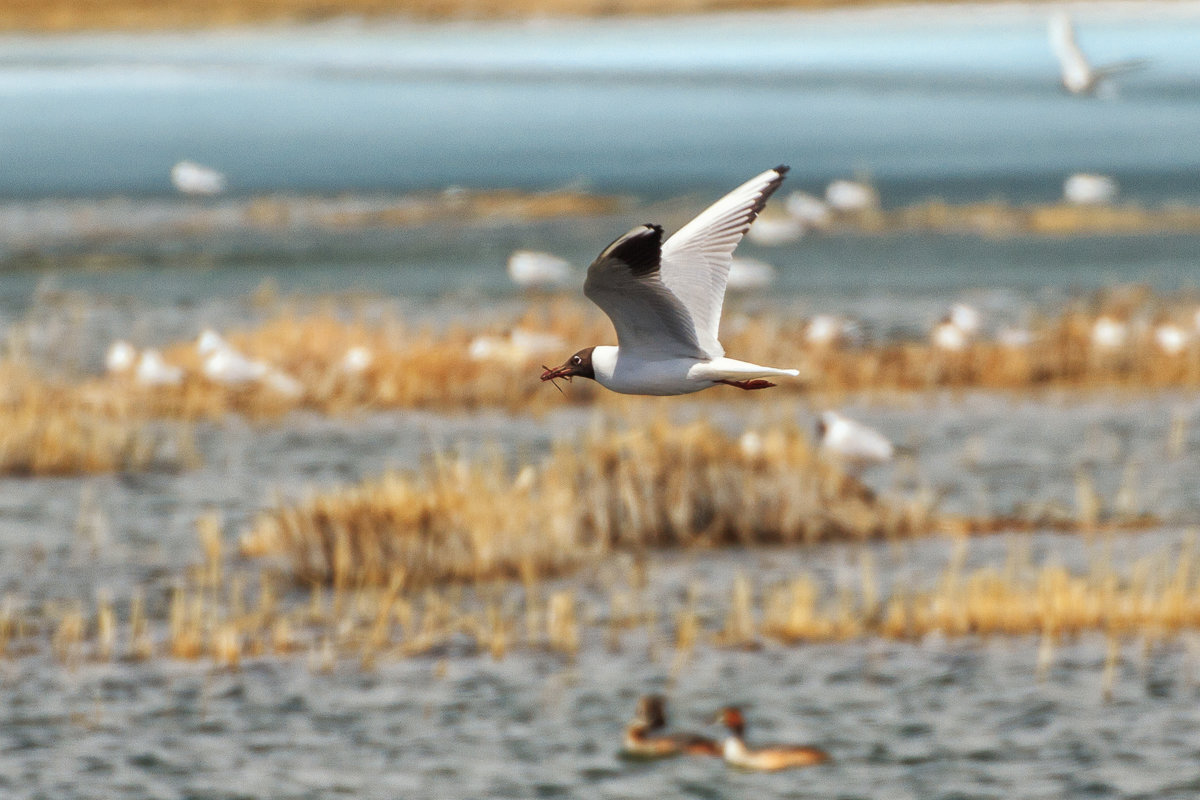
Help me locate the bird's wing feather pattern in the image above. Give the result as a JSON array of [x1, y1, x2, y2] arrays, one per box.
[[658, 166, 788, 358], [583, 224, 705, 359]]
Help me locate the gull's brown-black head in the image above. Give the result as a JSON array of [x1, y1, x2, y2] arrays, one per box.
[[540, 346, 596, 387]]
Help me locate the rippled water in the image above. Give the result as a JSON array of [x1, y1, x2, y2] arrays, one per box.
[[5, 4, 1200, 798]]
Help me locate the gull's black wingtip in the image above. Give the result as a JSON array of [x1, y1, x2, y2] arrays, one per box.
[[773, 164, 791, 176]]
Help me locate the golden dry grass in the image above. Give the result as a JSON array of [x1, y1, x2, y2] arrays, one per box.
[[27, 288, 1200, 425], [0, 362, 197, 476], [240, 418, 926, 588], [10, 529, 1200, 675]]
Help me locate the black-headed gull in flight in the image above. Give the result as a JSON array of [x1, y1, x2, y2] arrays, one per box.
[[1049, 12, 1146, 96], [540, 166, 799, 396]]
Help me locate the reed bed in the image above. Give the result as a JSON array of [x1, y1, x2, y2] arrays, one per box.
[[240, 418, 927, 588], [0, 362, 196, 475], [11, 530, 1200, 679], [17, 289, 1195, 422]]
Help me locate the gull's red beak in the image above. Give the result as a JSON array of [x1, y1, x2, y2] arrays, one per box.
[[540, 362, 575, 382]]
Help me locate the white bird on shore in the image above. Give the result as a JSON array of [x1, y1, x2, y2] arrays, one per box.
[[469, 328, 565, 365], [1049, 12, 1146, 96], [744, 214, 804, 246], [340, 346, 373, 374], [1091, 315, 1128, 350], [805, 314, 858, 348], [726, 257, 777, 291], [949, 303, 982, 337], [825, 179, 878, 213], [1155, 323, 1189, 355], [540, 166, 800, 395], [507, 250, 573, 289], [932, 316, 969, 351], [171, 160, 226, 196], [105, 340, 137, 374], [135, 349, 183, 387], [1064, 173, 1118, 205], [816, 411, 894, 468], [784, 191, 832, 229], [197, 328, 228, 356]]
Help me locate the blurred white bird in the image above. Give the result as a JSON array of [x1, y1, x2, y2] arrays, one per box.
[[1049, 12, 1147, 96], [949, 303, 982, 337], [507, 250, 573, 289], [1155, 323, 1189, 355], [932, 316, 969, 351], [784, 191, 832, 229], [469, 328, 566, 365], [825, 179, 878, 213], [171, 160, 226, 196], [805, 314, 858, 348], [726, 257, 777, 291], [340, 345, 374, 374], [135, 349, 183, 387], [997, 326, 1034, 348], [817, 411, 894, 468], [744, 215, 805, 246], [203, 346, 270, 384], [105, 340, 137, 374], [197, 328, 228, 356], [1063, 173, 1118, 205], [1091, 315, 1128, 350]]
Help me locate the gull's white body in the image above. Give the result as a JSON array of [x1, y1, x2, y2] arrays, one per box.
[[567, 166, 799, 396], [589, 346, 797, 396]]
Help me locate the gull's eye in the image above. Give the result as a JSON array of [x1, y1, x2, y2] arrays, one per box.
[[572, 356, 582, 365]]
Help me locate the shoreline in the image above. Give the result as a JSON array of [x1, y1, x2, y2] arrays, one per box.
[[3, 0, 1199, 34]]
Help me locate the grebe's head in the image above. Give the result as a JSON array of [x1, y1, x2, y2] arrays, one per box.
[[715, 707, 746, 737], [634, 695, 668, 729]]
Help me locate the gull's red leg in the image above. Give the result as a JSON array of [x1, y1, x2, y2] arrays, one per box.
[[717, 379, 776, 390]]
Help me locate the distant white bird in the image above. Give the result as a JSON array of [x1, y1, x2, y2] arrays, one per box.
[[805, 314, 858, 348], [171, 160, 226, 196], [949, 303, 982, 337], [825, 179, 878, 213], [817, 411, 894, 468], [469, 328, 565, 365], [932, 316, 969, 351], [340, 345, 373, 374], [105, 340, 137, 374], [539, 166, 800, 395], [997, 326, 1034, 348], [507, 250, 573, 289], [1091, 315, 1128, 350], [1155, 323, 1189, 355], [1049, 12, 1146, 96], [784, 191, 832, 229], [744, 214, 804, 246], [203, 346, 270, 385], [726, 257, 777, 291], [1063, 173, 1118, 205], [196, 328, 228, 356], [135, 349, 183, 387]]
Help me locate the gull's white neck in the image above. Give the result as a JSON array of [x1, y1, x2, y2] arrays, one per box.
[[590, 345, 619, 386]]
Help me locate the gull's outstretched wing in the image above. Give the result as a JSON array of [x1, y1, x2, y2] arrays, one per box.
[[1049, 12, 1092, 90], [583, 224, 706, 360], [658, 166, 789, 358]]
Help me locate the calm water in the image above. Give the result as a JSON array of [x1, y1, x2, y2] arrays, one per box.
[[5, 4, 1200, 798]]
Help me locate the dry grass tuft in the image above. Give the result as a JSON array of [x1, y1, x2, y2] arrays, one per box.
[[241, 418, 927, 588]]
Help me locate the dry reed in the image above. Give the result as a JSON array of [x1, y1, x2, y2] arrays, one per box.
[[10, 288, 1200, 429], [240, 418, 928, 588]]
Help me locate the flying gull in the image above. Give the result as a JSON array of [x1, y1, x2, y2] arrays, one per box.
[[540, 166, 799, 396]]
